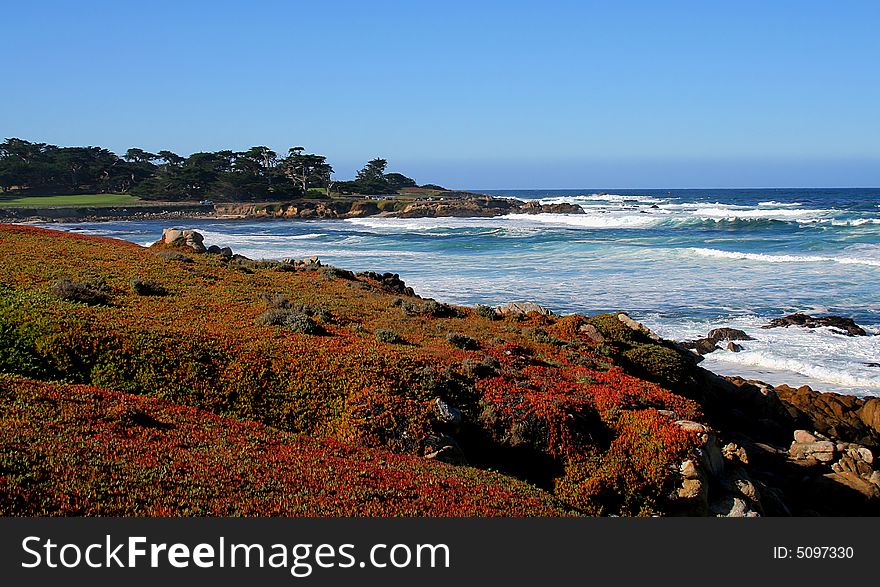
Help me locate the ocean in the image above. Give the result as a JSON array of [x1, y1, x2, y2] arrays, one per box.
[[48, 188, 880, 397]]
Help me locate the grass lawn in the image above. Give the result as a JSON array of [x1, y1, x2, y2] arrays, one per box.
[[0, 193, 143, 207]]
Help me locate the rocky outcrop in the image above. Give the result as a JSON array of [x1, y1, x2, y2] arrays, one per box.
[[396, 196, 519, 218], [773, 384, 880, 446], [763, 313, 868, 336], [161, 228, 206, 253], [356, 271, 416, 297], [496, 301, 553, 316], [517, 201, 585, 215], [707, 327, 754, 342], [681, 327, 754, 356]]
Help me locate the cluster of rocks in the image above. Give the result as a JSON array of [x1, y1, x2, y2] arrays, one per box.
[[281, 256, 322, 270], [681, 327, 754, 356], [495, 301, 553, 317], [788, 429, 879, 498], [161, 228, 210, 253], [356, 272, 416, 297], [214, 202, 341, 220], [763, 313, 869, 336], [517, 201, 584, 215], [672, 419, 770, 516]]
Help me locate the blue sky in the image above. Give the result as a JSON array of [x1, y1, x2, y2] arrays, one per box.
[[3, 0, 878, 188]]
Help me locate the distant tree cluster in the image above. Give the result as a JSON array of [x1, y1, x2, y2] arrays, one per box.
[[0, 138, 427, 201]]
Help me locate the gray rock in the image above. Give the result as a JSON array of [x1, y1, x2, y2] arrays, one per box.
[[496, 301, 552, 316], [794, 429, 818, 444], [578, 323, 605, 343], [789, 440, 836, 462], [434, 398, 462, 427], [707, 327, 754, 342], [617, 312, 662, 342]]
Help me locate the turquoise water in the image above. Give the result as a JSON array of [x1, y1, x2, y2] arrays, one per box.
[[49, 188, 880, 396]]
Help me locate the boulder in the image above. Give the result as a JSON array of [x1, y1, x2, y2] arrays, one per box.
[[680, 459, 699, 479], [858, 399, 880, 435], [162, 228, 206, 253], [832, 454, 873, 477], [707, 327, 754, 342], [789, 440, 835, 462], [710, 495, 759, 517], [794, 429, 818, 444], [775, 385, 880, 446], [434, 398, 462, 428], [578, 323, 606, 343], [681, 338, 719, 355], [496, 301, 553, 316], [763, 313, 867, 336], [616, 313, 662, 342], [722, 442, 749, 465], [726, 341, 743, 352]]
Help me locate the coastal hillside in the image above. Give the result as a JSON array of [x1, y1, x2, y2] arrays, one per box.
[[0, 225, 878, 516]]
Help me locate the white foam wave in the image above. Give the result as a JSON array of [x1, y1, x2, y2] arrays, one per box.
[[758, 201, 802, 207], [645, 314, 880, 396], [690, 206, 829, 220], [705, 350, 880, 392], [686, 247, 880, 268], [538, 193, 666, 205]]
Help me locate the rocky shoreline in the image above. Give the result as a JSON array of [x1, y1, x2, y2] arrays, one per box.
[[157, 228, 880, 515], [0, 191, 583, 224]]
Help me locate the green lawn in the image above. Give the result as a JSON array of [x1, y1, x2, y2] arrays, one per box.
[[0, 193, 143, 207]]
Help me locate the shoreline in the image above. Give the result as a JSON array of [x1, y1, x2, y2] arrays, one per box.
[[0, 191, 585, 224], [1, 223, 879, 514]]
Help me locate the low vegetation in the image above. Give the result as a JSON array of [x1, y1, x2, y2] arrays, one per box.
[[0, 225, 709, 516]]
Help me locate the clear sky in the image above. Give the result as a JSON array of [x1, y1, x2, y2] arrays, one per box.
[[3, 0, 878, 188]]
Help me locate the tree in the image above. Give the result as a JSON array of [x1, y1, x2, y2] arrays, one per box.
[[124, 148, 159, 164], [281, 148, 333, 194], [353, 158, 394, 194], [384, 172, 417, 191]]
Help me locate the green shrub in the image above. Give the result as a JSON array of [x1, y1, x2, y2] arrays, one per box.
[[446, 332, 479, 350], [622, 343, 690, 385], [402, 299, 463, 318], [587, 313, 642, 345], [155, 250, 194, 263], [50, 278, 110, 306], [474, 304, 499, 320], [255, 309, 324, 334], [375, 329, 405, 345], [131, 278, 167, 296], [319, 266, 356, 281]]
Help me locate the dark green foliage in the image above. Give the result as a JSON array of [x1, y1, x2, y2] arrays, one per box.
[[587, 313, 643, 345], [0, 138, 440, 202], [319, 266, 356, 281], [622, 344, 691, 385], [375, 329, 406, 345], [384, 172, 417, 191], [155, 250, 194, 263], [447, 332, 479, 350], [474, 304, 499, 320], [255, 309, 324, 334], [50, 278, 110, 306], [130, 278, 167, 296], [401, 299, 463, 318]]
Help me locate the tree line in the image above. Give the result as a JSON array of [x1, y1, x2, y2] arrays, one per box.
[[0, 138, 437, 201]]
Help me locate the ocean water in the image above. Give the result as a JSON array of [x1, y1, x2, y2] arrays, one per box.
[[46, 188, 880, 397]]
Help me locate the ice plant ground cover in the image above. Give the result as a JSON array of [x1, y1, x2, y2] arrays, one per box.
[[0, 375, 570, 516], [0, 225, 706, 515]]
